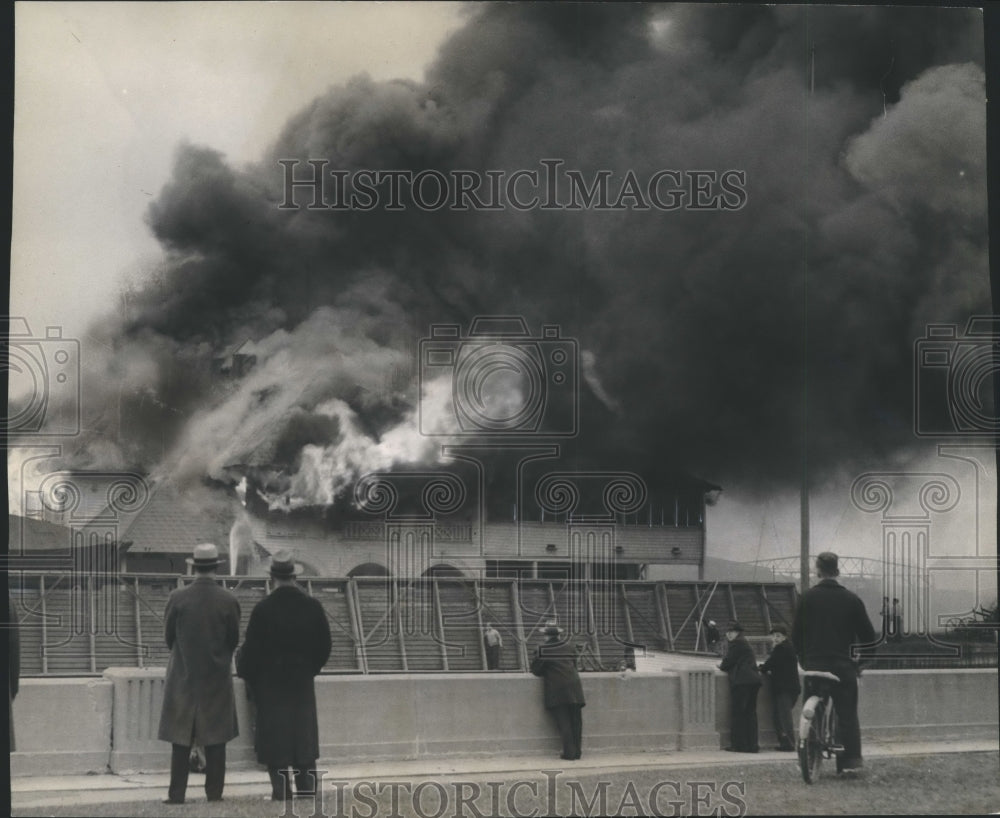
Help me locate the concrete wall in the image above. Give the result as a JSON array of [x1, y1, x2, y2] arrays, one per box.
[[10, 677, 113, 776], [11, 667, 998, 776]]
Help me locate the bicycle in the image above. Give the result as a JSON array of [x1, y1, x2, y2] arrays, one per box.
[[797, 670, 843, 783]]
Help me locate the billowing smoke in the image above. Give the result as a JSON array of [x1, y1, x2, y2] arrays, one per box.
[[46, 4, 988, 513]]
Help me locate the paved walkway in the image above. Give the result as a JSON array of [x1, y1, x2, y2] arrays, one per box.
[[12, 739, 997, 810]]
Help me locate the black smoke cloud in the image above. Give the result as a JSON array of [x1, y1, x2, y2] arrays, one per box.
[[67, 3, 988, 509]]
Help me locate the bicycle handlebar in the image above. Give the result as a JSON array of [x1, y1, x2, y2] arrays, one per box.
[[802, 670, 841, 683]]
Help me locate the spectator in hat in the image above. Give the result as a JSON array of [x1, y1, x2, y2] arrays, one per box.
[[483, 622, 503, 670], [530, 621, 586, 760], [719, 621, 762, 753], [704, 619, 721, 655], [158, 544, 241, 804], [759, 624, 800, 751], [792, 551, 876, 775], [237, 550, 331, 801]]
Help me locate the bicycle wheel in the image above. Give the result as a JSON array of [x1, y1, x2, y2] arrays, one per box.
[[799, 700, 824, 784]]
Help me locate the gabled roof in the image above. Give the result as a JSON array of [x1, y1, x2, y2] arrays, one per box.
[[120, 481, 243, 555]]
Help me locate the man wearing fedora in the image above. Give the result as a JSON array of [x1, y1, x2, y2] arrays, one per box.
[[530, 621, 586, 760], [158, 543, 241, 804], [792, 551, 876, 775], [719, 621, 762, 753], [237, 550, 331, 801]]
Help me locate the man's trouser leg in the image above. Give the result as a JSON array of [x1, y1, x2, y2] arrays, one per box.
[[269, 768, 293, 800], [570, 704, 583, 759], [294, 762, 318, 795], [203, 743, 226, 800], [551, 705, 575, 758], [773, 691, 796, 748], [168, 744, 191, 803], [831, 673, 862, 769]]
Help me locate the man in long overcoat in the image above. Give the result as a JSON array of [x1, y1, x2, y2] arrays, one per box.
[[158, 543, 241, 804], [719, 621, 762, 753], [530, 622, 586, 760], [236, 550, 331, 800]]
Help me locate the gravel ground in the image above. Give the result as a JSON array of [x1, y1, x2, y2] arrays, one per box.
[[12, 751, 1000, 817]]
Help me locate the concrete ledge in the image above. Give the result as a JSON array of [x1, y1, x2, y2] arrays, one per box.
[[10, 666, 998, 776], [10, 677, 113, 776]]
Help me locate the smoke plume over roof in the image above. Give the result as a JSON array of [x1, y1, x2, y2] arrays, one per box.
[[53, 4, 988, 513]]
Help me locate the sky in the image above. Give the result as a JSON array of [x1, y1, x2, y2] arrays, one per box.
[[8, 2, 996, 614]]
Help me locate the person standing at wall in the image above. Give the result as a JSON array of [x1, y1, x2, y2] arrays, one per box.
[[758, 624, 800, 751], [891, 598, 903, 642], [237, 550, 332, 801], [530, 621, 586, 760], [719, 621, 762, 753], [158, 544, 240, 805], [483, 622, 503, 670]]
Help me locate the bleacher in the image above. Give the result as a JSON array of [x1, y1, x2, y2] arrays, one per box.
[[10, 572, 799, 676]]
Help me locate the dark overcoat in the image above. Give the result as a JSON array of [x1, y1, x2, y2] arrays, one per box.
[[530, 637, 586, 709], [791, 578, 877, 672], [719, 635, 762, 687], [760, 639, 801, 697], [236, 584, 332, 767], [157, 576, 241, 747]]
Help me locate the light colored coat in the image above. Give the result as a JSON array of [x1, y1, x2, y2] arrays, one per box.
[[157, 576, 241, 747]]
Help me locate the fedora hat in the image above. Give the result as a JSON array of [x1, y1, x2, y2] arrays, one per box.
[[726, 621, 744, 633], [543, 620, 564, 637], [268, 549, 303, 578], [186, 543, 223, 569]]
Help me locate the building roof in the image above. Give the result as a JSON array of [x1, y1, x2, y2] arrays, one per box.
[[8, 514, 75, 553], [121, 481, 242, 555]]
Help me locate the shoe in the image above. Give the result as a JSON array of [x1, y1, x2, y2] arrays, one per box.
[[207, 796, 224, 802], [559, 753, 573, 760], [294, 791, 317, 798], [162, 798, 184, 805], [723, 747, 737, 752], [775, 745, 795, 752]]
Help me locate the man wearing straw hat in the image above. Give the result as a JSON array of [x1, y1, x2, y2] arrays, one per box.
[[158, 543, 241, 804], [530, 621, 586, 760], [237, 549, 331, 801]]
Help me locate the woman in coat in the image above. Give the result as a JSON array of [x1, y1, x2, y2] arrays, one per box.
[[719, 621, 762, 753], [237, 551, 331, 800]]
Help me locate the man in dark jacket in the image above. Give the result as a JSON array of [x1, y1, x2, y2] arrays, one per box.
[[791, 552, 877, 774], [759, 625, 800, 751], [719, 621, 762, 753], [237, 550, 331, 801], [158, 544, 241, 805], [530, 622, 586, 760]]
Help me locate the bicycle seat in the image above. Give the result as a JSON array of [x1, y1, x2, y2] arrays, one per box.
[[802, 670, 841, 683]]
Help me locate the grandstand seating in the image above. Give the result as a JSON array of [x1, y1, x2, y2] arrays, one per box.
[[10, 572, 799, 676]]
